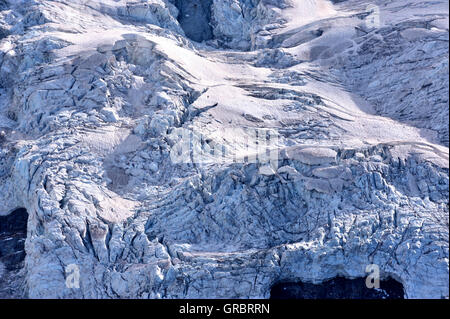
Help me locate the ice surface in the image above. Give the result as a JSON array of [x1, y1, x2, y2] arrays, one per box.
[[0, 0, 448, 299]]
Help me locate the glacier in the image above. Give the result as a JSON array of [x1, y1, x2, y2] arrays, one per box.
[[0, 0, 448, 299]]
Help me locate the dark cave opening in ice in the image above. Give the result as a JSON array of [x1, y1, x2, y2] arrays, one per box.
[[173, 0, 213, 42], [270, 277, 405, 299], [0, 208, 28, 298]]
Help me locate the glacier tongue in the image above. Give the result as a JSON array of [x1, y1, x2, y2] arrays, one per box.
[[0, 0, 448, 299]]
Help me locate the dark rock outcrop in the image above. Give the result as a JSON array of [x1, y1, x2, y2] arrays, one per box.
[[0, 208, 28, 298], [174, 0, 213, 42], [270, 277, 405, 299]]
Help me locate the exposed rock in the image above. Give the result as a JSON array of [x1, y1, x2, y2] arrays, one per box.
[[0, 208, 27, 298], [173, 0, 213, 42], [270, 277, 405, 299]]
